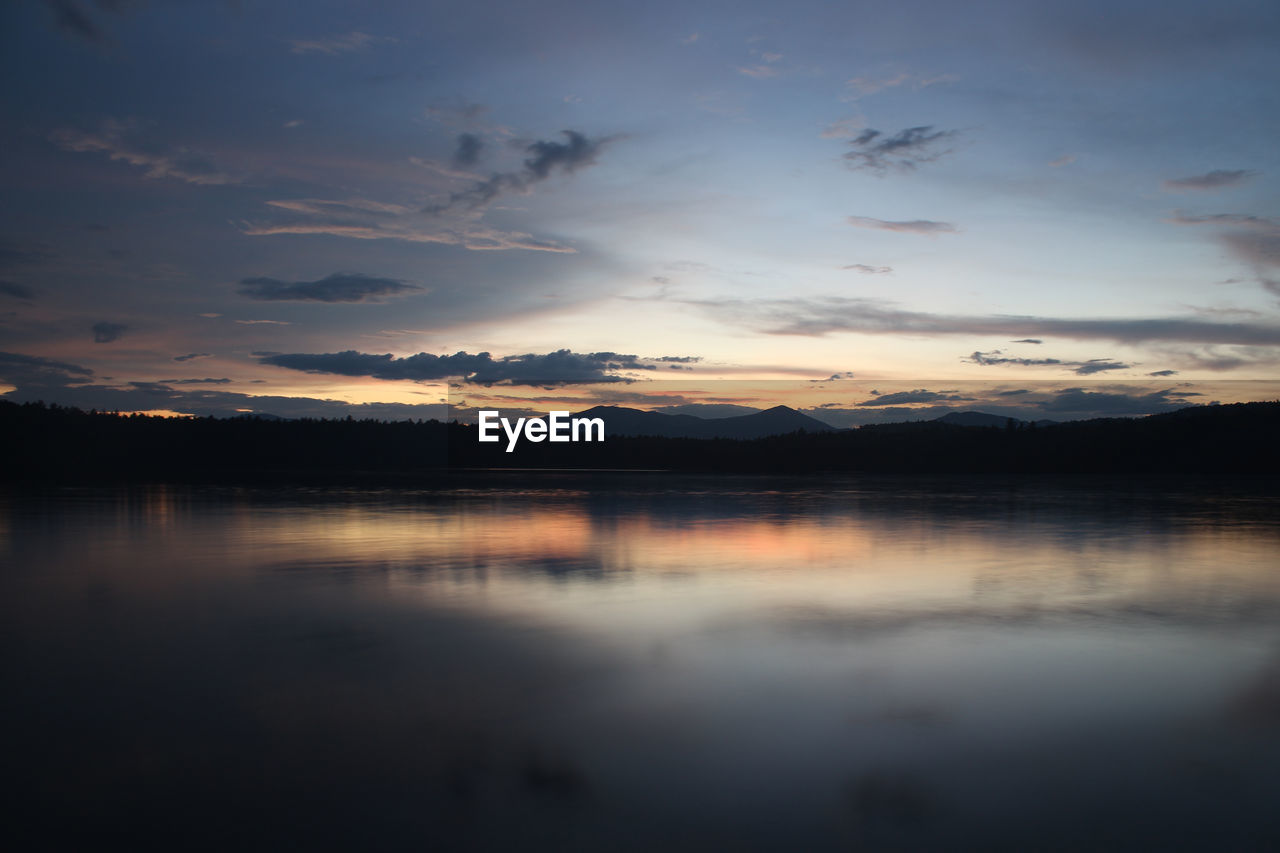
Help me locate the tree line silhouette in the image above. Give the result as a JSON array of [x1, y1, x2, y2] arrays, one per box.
[[3, 399, 1278, 481]]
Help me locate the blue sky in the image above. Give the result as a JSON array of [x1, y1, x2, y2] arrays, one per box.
[[2, 0, 1279, 423]]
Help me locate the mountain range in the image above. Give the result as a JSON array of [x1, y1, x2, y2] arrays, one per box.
[[562, 405, 836, 439]]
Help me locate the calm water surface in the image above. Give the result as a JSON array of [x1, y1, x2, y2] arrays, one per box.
[[4, 476, 1280, 850]]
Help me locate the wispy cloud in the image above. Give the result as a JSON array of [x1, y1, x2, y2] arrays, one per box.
[[288, 31, 388, 56], [966, 350, 1131, 374], [237, 273, 424, 303], [51, 119, 237, 185], [1170, 210, 1280, 296], [39, 0, 131, 44], [843, 126, 959, 173], [843, 71, 957, 100], [847, 216, 957, 235], [842, 264, 893, 274], [1163, 169, 1258, 191], [243, 198, 577, 253], [690, 295, 1280, 347]]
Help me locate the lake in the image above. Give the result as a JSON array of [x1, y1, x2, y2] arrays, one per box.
[[4, 475, 1280, 850]]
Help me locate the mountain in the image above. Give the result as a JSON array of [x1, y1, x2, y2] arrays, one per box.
[[935, 411, 1019, 427], [571, 404, 835, 439], [934, 411, 1058, 428]]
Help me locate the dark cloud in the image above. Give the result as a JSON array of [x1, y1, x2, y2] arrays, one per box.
[[844, 126, 958, 173], [1163, 170, 1258, 191], [1011, 338, 1042, 344], [652, 355, 701, 363], [966, 350, 1130, 374], [1037, 387, 1197, 416], [1073, 359, 1130, 375], [163, 378, 232, 385], [257, 348, 692, 386], [237, 273, 423, 303], [42, 0, 105, 42], [91, 321, 128, 343], [0, 282, 34, 299], [694, 296, 1280, 346], [0, 351, 94, 388], [1148, 369, 1178, 377], [967, 351, 1063, 368], [522, 131, 603, 179], [173, 352, 211, 362], [429, 130, 612, 213], [996, 389, 1029, 396], [453, 133, 484, 167], [857, 389, 971, 407], [847, 216, 957, 235]]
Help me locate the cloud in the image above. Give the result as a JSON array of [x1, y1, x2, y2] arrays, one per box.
[[40, 0, 129, 43], [235, 319, 291, 325], [244, 197, 576, 253], [1148, 369, 1178, 376], [0, 242, 56, 268], [691, 296, 1280, 347], [847, 216, 957, 235], [51, 119, 237, 185], [0, 282, 33, 299], [966, 350, 1130, 374], [843, 71, 957, 99], [237, 273, 424, 303], [736, 65, 780, 79], [157, 378, 232, 385], [1171, 211, 1280, 295], [1073, 359, 1131, 375], [430, 130, 612, 214], [288, 31, 385, 55], [173, 353, 211, 362], [453, 133, 484, 167], [1163, 170, 1258, 191], [257, 348, 695, 387], [842, 264, 893, 274], [1037, 387, 1197, 417], [857, 389, 970, 407], [843, 126, 958, 173], [91, 321, 127, 343], [1011, 338, 1042, 344], [1048, 154, 1076, 168], [0, 351, 94, 387]]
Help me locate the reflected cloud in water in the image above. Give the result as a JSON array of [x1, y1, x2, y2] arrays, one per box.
[[3, 477, 1279, 849]]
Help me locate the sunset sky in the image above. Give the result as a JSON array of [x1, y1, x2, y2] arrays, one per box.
[[3, 0, 1279, 424]]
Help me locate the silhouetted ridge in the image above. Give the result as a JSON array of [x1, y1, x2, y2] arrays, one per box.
[[2, 399, 1277, 480]]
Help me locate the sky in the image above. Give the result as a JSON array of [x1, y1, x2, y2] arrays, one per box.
[[2, 0, 1280, 425]]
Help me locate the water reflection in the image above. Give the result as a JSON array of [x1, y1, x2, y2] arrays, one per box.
[[3, 477, 1279, 850]]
